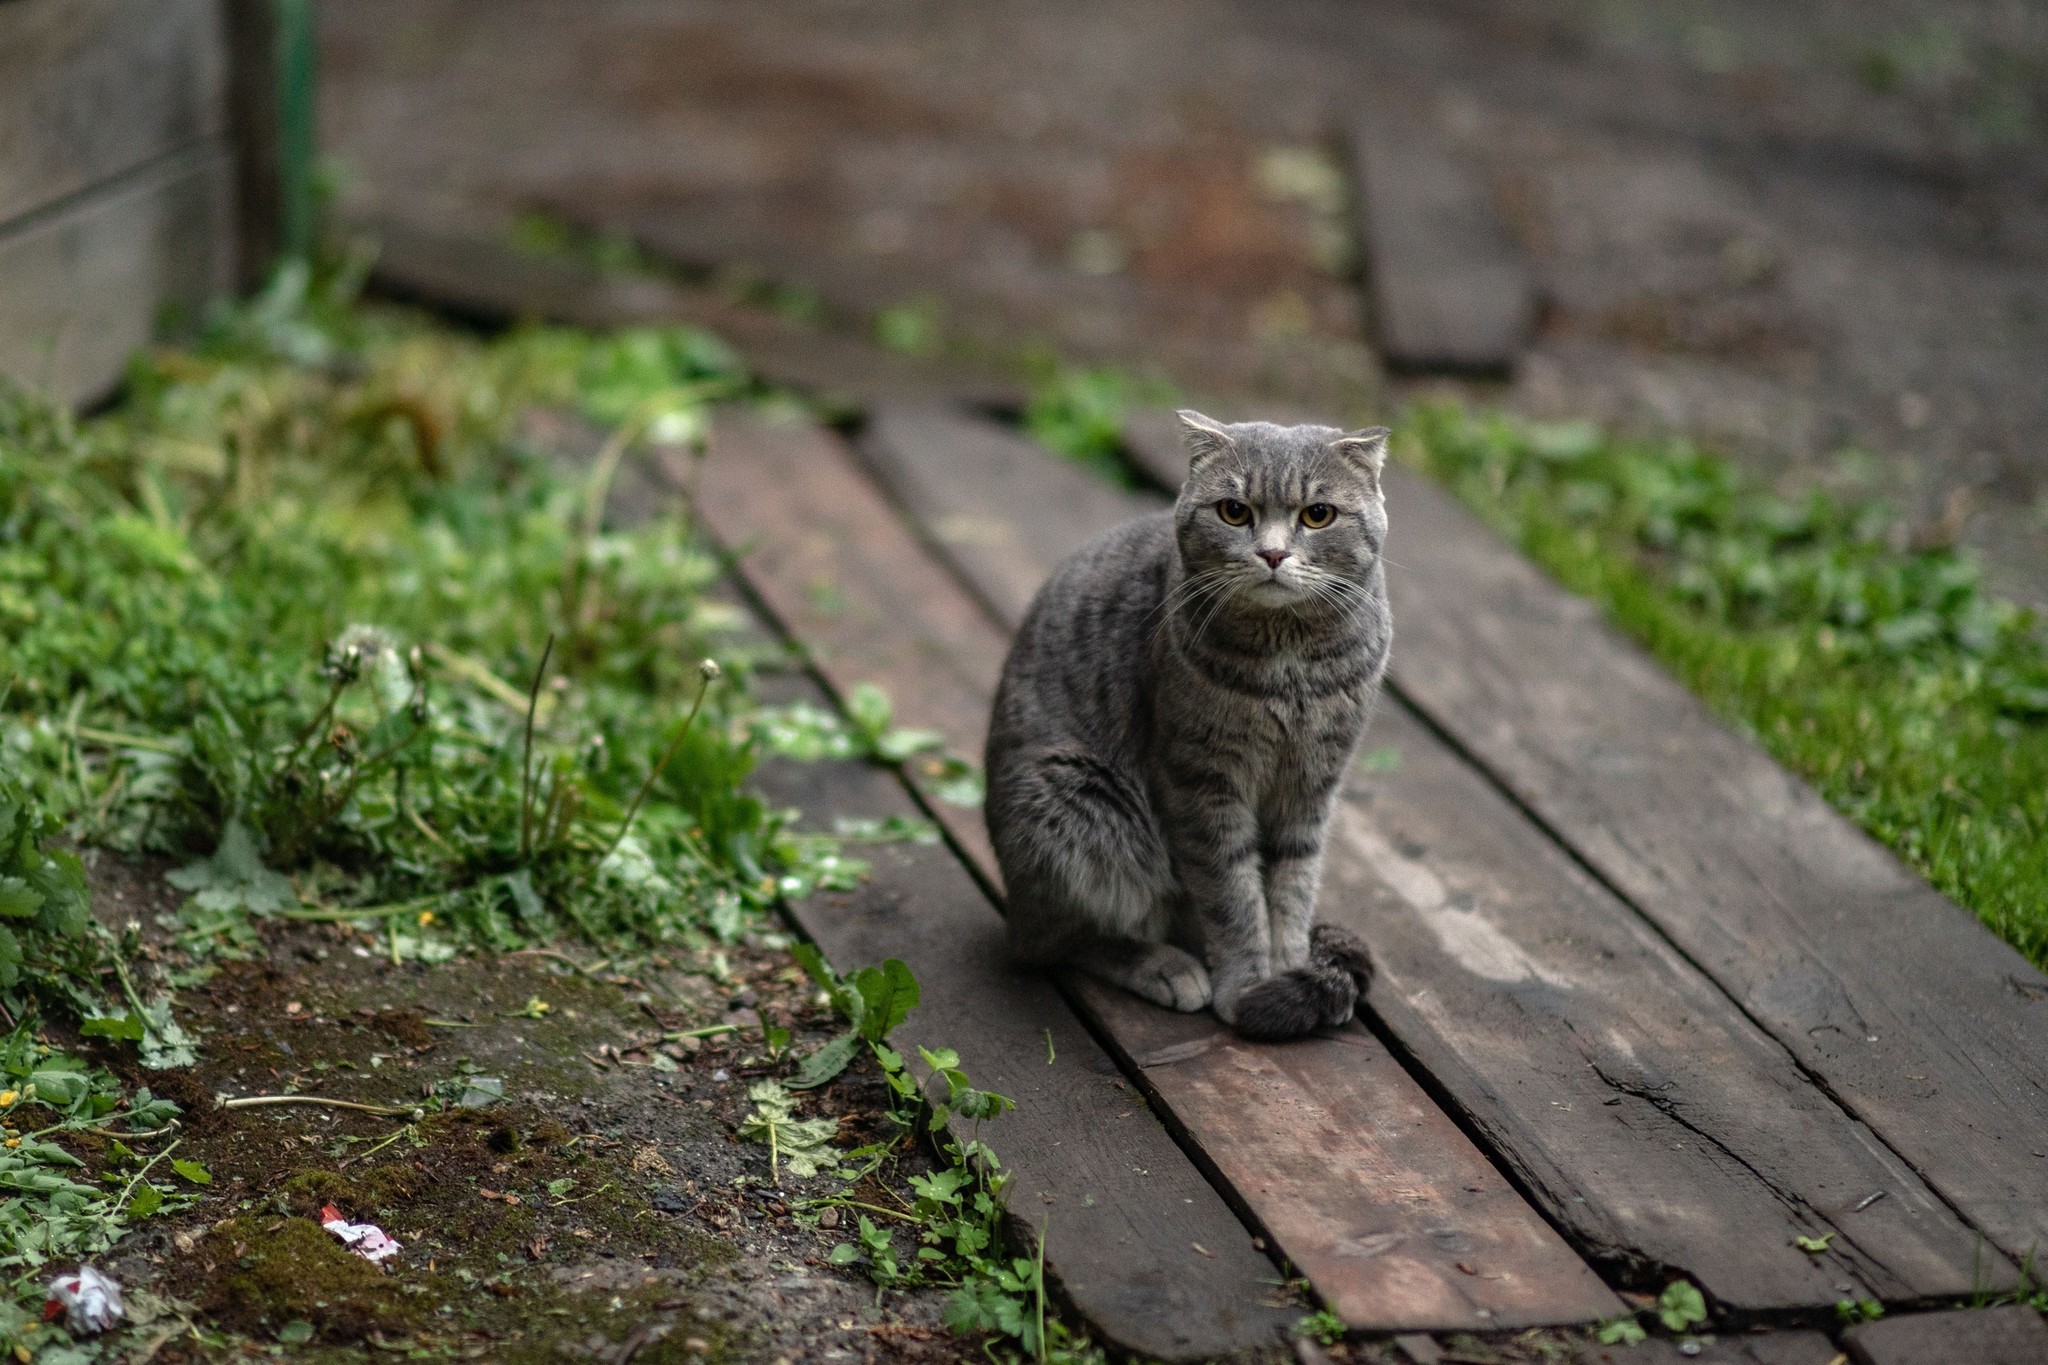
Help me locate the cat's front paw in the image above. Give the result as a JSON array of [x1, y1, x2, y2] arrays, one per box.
[[1207, 961, 1265, 1026], [1129, 945, 1213, 1012]]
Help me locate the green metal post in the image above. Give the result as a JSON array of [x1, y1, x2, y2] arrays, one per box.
[[275, 0, 318, 260]]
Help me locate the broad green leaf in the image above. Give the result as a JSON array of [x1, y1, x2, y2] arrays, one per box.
[[787, 1033, 862, 1091], [851, 959, 919, 1043], [1657, 1281, 1708, 1332], [80, 1013, 147, 1042], [844, 683, 892, 743], [0, 876, 41, 919], [127, 1183, 164, 1218], [503, 869, 544, 923]]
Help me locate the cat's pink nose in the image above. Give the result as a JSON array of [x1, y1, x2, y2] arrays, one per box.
[[1257, 549, 1290, 569]]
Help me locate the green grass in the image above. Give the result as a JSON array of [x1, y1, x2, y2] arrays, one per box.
[[0, 261, 863, 984], [1020, 364, 1140, 489], [1400, 403, 2048, 966]]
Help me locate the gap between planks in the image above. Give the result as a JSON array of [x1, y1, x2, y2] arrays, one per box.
[[688, 409, 1621, 1332]]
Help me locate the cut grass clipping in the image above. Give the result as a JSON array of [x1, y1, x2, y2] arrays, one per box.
[[1400, 404, 2048, 966]]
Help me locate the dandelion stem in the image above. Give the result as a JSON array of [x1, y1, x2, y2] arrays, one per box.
[[518, 633, 556, 860], [217, 1094, 423, 1118], [594, 661, 719, 872]]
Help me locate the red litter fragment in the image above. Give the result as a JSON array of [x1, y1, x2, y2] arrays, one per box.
[[319, 1203, 403, 1263], [44, 1266, 124, 1334]]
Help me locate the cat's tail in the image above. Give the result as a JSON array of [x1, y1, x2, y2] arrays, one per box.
[[1231, 924, 1376, 1042]]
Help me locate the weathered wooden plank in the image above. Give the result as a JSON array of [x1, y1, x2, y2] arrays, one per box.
[[856, 406, 1153, 628], [854, 404, 2011, 1308], [365, 218, 698, 331], [1071, 979, 1614, 1329], [1841, 1304, 2048, 1365], [685, 410, 1004, 874], [708, 411, 1619, 1329], [0, 141, 235, 405], [1377, 460, 2048, 1271], [361, 218, 1024, 412], [1348, 106, 1534, 374], [1328, 704, 2007, 1307], [747, 727, 1298, 1361], [0, 0, 228, 227]]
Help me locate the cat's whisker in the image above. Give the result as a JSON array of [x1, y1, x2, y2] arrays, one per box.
[[1150, 567, 1233, 624], [1149, 569, 1237, 645], [1187, 572, 1249, 643]]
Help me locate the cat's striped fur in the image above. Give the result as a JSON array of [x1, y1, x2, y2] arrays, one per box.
[[985, 412, 1391, 1039]]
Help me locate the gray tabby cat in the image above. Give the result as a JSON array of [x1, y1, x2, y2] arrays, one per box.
[[985, 412, 1391, 1039]]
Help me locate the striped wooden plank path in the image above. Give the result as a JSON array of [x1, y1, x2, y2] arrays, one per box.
[[689, 414, 1620, 1338]]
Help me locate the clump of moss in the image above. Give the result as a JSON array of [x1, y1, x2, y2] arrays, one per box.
[[198, 1216, 419, 1343], [279, 1164, 421, 1222]]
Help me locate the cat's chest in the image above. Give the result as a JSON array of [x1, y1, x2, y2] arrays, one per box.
[[1164, 634, 1373, 753]]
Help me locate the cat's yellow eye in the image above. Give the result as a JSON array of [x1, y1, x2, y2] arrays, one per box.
[[1300, 503, 1337, 529], [1216, 499, 1252, 526]]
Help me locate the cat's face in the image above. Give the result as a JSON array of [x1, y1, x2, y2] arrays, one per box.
[[1171, 412, 1388, 613]]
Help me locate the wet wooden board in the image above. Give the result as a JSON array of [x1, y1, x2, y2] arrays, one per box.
[[703, 412, 1619, 1329], [856, 406, 1153, 628], [854, 405, 2008, 1308], [1072, 982, 1613, 1329], [746, 734, 1299, 1361], [0, 140, 234, 405], [1329, 705, 2005, 1307], [1378, 461, 2048, 1270], [1349, 106, 1534, 374], [0, 0, 228, 226], [1841, 1305, 2048, 1365]]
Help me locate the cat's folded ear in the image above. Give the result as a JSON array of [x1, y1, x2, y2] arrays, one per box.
[[1331, 427, 1390, 489], [1176, 409, 1235, 476]]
